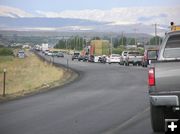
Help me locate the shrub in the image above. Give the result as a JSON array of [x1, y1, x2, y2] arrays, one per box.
[[0, 48, 14, 56]]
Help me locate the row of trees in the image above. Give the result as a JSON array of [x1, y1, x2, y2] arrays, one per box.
[[112, 36, 162, 48], [54, 35, 163, 50], [54, 36, 86, 50]]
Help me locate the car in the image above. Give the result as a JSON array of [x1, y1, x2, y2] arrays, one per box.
[[98, 55, 107, 63], [44, 50, 49, 55], [78, 55, 88, 62], [78, 55, 84, 61], [56, 52, 64, 57], [88, 55, 94, 62], [72, 52, 80, 60], [51, 51, 59, 56], [94, 56, 101, 63], [83, 55, 89, 62], [108, 54, 121, 64], [124, 51, 143, 66], [17, 50, 25, 58], [47, 51, 53, 56]]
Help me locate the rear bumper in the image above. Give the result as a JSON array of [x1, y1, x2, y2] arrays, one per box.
[[109, 59, 120, 63], [150, 95, 179, 106]]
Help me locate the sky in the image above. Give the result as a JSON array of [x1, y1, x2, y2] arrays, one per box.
[[0, 0, 180, 12], [0, 0, 180, 31]]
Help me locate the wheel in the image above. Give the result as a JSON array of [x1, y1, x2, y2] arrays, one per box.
[[150, 103, 165, 132], [142, 63, 144, 67], [123, 62, 126, 66], [109, 62, 111, 64]]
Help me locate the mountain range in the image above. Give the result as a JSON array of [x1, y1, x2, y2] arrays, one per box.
[[0, 16, 169, 36]]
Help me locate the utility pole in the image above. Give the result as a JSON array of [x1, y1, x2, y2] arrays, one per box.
[[154, 23, 157, 45], [153, 23, 159, 45], [110, 35, 113, 55], [3, 68, 6, 97], [121, 32, 124, 46], [133, 28, 138, 45]]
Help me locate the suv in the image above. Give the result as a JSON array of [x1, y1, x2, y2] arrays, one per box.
[[72, 52, 80, 60]]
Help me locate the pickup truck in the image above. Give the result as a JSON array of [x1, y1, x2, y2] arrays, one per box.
[[148, 31, 180, 132], [124, 51, 143, 66], [120, 51, 128, 65]]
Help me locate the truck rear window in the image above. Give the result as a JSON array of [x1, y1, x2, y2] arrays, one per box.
[[147, 50, 158, 59], [164, 34, 180, 58], [128, 52, 140, 56]]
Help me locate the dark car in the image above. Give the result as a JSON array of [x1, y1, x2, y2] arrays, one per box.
[[78, 55, 84, 61], [78, 55, 89, 62], [83, 55, 89, 62], [51, 51, 59, 57], [98, 55, 106, 63], [57, 52, 64, 57], [72, 52, 80, 60], [88, 55, 94, 62]]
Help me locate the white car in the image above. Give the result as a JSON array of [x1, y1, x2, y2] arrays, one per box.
[[94, 56, 101, 62], [47, 51, 53, 56], [108, 54, 121, 64]]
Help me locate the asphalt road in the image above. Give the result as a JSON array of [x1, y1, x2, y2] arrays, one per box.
[[0, 53, 162, 134]]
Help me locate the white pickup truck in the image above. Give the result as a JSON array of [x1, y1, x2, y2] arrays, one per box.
[[124, 51, 143, 66]]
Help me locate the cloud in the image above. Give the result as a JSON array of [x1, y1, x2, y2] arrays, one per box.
[[0, 5, 33, 18], [0, 5, 179, 26], [36, 6, 180, 25]]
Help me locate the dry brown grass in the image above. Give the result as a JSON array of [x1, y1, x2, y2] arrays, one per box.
[[0, 51, 64, 96]]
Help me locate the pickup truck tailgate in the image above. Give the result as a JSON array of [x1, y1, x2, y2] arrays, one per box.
[[155, 62, 180, 93]]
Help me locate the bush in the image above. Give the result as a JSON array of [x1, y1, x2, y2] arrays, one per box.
[[0, 48, 14, 56], [112, 46, 125, 55]]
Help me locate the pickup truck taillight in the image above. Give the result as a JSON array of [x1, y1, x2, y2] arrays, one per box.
[[148, 67, 155, 86]]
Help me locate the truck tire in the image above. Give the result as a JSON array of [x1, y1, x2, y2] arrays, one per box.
[[150, 103, 165, 132]]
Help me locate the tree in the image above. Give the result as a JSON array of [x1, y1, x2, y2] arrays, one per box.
[[149, 36, 162, 45], [92, 37, 101, 40], [119, 37, 127, 46], [113, 38, 118, 48], [54, 36, 86, 50], [129, 38, 136, 45]]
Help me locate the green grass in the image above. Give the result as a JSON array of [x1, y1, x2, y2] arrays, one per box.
[[0, 51, 64, 96]]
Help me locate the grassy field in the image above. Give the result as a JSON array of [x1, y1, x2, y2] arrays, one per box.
[[0, 50, 65, 97]]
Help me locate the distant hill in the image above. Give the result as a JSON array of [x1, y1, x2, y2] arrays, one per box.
[[0, 16, 168, 35]]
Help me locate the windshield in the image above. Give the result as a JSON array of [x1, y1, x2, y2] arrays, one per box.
[[74, 53, 80, 55], [164, 34, 180, 58], [147, 50, 158, 59]]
